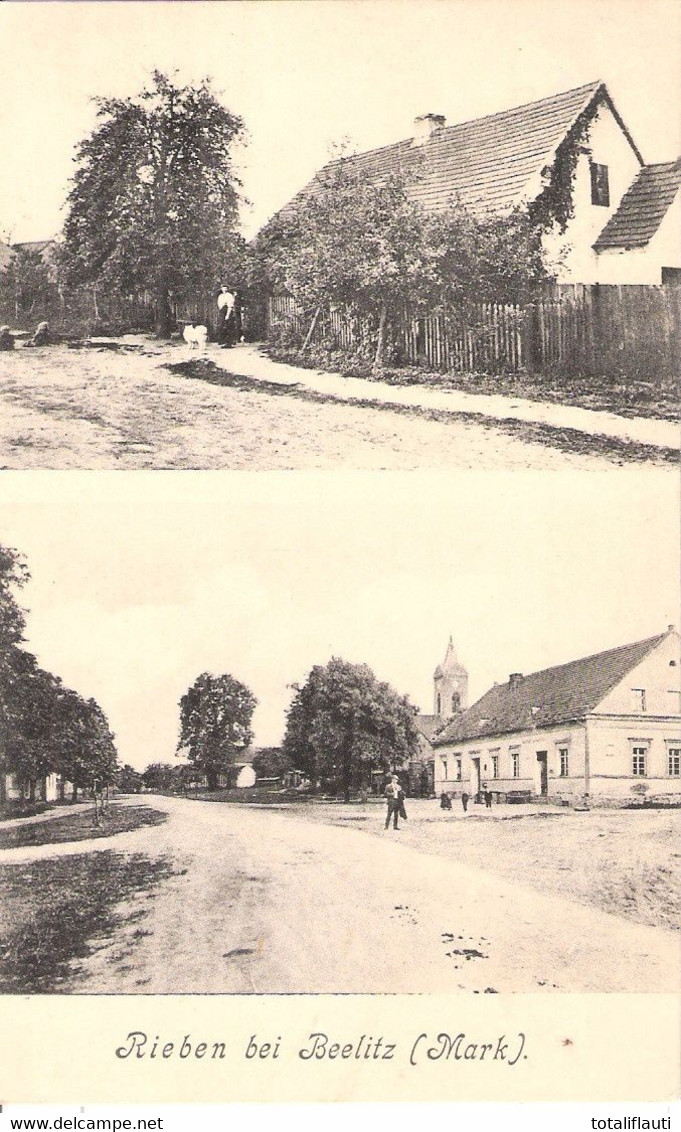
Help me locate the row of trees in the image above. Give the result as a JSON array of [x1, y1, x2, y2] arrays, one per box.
[[3, 70, 554, 358], [141, 659, 421, 802], [0, 545, 118, 804]]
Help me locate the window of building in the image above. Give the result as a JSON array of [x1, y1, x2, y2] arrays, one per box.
[[511, 750, 520, 778], [455, 757, 462, 781], [441, 758, 448, 780], [668, 747, 681, 777], [436, 693, 441, 714], [632, 688, 647, 712], [451, 691, 460, 712], [491, 754, 499, 778], [590, 162, 610, 206], [632, 746, 647, 776], [559, 748, 569, 777]]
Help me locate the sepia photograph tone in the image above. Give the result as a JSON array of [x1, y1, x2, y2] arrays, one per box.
[[0, 471, 678, 998], [0, 0, 679, 1111], [0, 1, 678, 472]]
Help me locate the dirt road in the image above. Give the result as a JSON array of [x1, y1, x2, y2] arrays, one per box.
[[5, 796, 677, 994], [0, 340, 664, 470]]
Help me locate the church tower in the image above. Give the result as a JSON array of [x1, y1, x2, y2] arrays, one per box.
[[433, 636, 468, 719]]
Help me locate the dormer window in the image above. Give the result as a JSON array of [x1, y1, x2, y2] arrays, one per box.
[[590, 162, 610, 207]]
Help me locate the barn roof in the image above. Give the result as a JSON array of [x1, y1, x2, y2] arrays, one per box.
[[594, 160, 681, 250], [434, 631, 669, 746], [281, 81, 640, 221]]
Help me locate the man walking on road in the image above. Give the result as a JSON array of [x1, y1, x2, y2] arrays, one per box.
[[384, 774, 403, 830]]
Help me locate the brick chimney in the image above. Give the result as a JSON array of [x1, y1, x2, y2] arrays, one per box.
[[412, 113, 446, 146], [509, 673, 523, 691]]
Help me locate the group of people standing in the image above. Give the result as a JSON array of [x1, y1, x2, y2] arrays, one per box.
[[383, 774, 496, 830], [440, 788, 494, 812]]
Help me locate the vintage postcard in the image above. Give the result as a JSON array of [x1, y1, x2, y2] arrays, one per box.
[[0, 0, 679, 1109]]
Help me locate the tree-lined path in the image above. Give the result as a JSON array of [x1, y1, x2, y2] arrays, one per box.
[[5, 795, 677, 994]]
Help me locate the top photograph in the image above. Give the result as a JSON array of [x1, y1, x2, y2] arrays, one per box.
[[0, 0, 678, 471]]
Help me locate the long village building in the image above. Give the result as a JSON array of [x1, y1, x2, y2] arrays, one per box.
[[423, 628, 681, 805]]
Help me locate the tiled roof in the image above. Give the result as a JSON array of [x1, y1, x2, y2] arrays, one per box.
[[594, 160, 681, 250], [282, 81, 609, 220], [415, 715, 443, 743], [434, 632, 668, 746]]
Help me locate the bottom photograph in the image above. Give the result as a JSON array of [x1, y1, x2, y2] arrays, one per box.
[[0, 471, 678, 997]]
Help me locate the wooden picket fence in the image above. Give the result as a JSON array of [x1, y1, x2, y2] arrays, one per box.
[[268, 284, 681, 383]]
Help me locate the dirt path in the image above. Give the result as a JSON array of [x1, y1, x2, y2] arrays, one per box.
[[0, 340, 663, 470], [6, 795, 676, 994]]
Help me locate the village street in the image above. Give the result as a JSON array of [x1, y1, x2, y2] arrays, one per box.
[[0, 339, 675, 470], [3, 795, 678, 994]]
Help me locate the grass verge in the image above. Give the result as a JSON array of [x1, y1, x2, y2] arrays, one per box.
[[0, 849, 178, 992], [0, 804, 167, 851], [166, 357, 677, 467], [266, 344, 679, 423]]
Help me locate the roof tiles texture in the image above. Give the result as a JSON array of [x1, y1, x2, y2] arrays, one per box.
[[414, 715, 443, 743], [594, 160, 681, 250], [284, 81, 604, 219], [434, 633, 667, 746]]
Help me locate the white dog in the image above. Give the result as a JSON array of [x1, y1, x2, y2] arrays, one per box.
[[182, 322, 208, 351]]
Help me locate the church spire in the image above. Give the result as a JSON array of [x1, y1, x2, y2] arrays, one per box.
[[433, 636, 468, 718]]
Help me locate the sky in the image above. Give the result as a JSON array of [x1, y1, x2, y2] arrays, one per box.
[[0, 470, 677, 771], [1, 0, 680, 242]]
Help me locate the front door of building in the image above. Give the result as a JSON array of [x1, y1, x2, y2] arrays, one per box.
[[471, 756, 482, 801], [536, 751, 548, 796]]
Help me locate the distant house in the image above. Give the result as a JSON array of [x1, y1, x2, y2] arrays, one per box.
[[0, 239, 59, 276], [0, 773, 73, 804], [432, 627, 681, 804], [279, 81, 679, 286]]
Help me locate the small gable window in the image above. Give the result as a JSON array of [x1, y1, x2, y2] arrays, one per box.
[[590, 162, 610, 207]]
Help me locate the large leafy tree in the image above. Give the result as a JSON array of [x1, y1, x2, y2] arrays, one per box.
[[283, 658, 420, 801], [177, 672, 257, 791], [62, 71, 246, 336], [255, 164, 437, 371]]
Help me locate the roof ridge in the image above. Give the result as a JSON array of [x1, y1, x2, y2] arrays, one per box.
[[504, 631, 666, 686], [322, 81, 603, 173]]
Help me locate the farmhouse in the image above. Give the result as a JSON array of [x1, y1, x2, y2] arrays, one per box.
[[432, 627, 681, 805], [281, 81, 680, 286]]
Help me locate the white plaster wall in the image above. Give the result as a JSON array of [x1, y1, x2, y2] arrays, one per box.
[[43, 774, 59, 802], [595, 191, 681, 284], [540, 101, 642, 284], [587, 714, 681, 799], [435, 723, 586, 796], [596, 633, 680, 717]]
